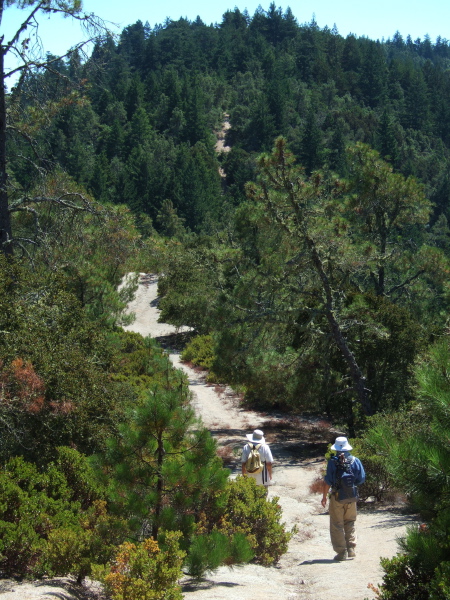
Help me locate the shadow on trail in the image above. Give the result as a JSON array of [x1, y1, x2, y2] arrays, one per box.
[[155, 331, 195, 352], [301, 558, 338, 565], [182, 580, 241, 592], [364, 512, 417, 529]]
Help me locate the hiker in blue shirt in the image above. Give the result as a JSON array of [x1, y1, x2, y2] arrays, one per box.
[[321, 436, 366, 561]]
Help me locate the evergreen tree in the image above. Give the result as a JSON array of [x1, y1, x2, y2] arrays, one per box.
[[328, 117, 348, 175], [366, 338, 450, 599], [300, 103, 323, 174], [97, 374, 231, 551], [361, 41, 387, 108], [0, 0, 106, 255], [346, 143, 431, 298], [376, 109, 399, 166]]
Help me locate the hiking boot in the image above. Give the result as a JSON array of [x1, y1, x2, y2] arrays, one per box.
[[347, 549, 356, 558], [333, 551, 347, 561]]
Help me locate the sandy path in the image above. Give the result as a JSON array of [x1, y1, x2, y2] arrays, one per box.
[[121, 274, 416, 600]]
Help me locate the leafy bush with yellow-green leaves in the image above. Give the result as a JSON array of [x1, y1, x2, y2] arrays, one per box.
[[181, 335, 215, 370], [0, 448, 127, 580], [194, 476, 295, 568], [94, 531, 185, 600], [109, 330, 179, 394], [181, 334, 222, 382]]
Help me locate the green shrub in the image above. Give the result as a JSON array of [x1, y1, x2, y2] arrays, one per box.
[[0, 450, 126, 579], [430, 562, 450, 600], [349, 438, 396, 502], [374, 511, 450, 599], [185, 531, 254, 579], [38, 500, 127, 583], [181, 334, 226, 384], [0, 456, 72, 576], [196, 476, 294, 567], [375, 554, 432, 600], [95, 531, 185, 600], [181, 335, 215, 371]]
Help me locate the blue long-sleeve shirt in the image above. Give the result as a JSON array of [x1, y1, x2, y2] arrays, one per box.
[[324, 452, 366, 489]]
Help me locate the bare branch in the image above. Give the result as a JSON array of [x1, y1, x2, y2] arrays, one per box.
[[386, 269, 426, 296], [3, 1, 44, 54], [10, 192, 99, 213], [5, 37, 102, 80]]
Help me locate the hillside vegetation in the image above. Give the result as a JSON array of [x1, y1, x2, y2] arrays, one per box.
[[2, 2, 450, 598]]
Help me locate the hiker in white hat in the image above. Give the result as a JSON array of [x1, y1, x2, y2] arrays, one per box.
[[321, 436, 366, 561], [241, 429, 273, 492]]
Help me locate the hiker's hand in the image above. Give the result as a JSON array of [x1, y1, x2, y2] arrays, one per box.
[[321, 497, 327, 508]]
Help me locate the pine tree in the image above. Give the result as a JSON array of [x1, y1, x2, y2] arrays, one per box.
[[328, 117, 348, 175], [361, 41, 387, 108], [376, 110, 399, 166], [0, 0, 106, 255], [367, 339, 450, 598], [98, 375, 229, 541], [301, 104, 323, 174]]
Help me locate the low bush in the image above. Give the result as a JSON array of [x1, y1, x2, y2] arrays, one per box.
[[94, 531, 185, 600], [0, 449, 126, 580], [373, 511, 450, 600], [196, 475, 294, 567], [181, 335, 218, 374], [38, 499, 127, 583], [309, 476, 326, 496], [372, 554, 432, 600], [185, 531, 253, 579], [341, 438, 392, 502]]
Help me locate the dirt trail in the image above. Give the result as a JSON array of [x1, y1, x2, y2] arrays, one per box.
[[214, 114, 231, 154], [122, 274, 416, 600], [0, 274, 413, 600]]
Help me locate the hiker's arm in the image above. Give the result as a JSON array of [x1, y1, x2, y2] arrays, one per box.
[[321, 483, 331, 507], [266, 462, 272, 479], [322, 460, 334, 507], [354, 458, 366, 485], [241, 446, 248, 476]]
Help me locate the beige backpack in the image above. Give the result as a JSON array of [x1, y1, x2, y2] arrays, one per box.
[[245, 443, 263, 474]]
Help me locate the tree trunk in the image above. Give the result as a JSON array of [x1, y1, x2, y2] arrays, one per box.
[[0, 44, 12, 255], [307, 235, 373, 416], [152, 431, 164, 539]]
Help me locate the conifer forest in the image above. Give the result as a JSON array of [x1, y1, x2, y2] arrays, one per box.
[[2, 1, 450, 597]]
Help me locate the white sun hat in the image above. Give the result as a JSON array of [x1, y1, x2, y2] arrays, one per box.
[[246, 429, 265, 444], [331, 436, 352, 451]]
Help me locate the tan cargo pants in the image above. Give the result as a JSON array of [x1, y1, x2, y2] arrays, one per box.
[[329, 493, 357, 554]]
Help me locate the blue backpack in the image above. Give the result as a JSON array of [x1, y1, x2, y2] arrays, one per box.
[[335, 454, 358, 503]]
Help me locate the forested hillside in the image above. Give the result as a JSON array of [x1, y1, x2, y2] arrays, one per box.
[[3, 2, 450, 598], [11, 7, 450, 231]]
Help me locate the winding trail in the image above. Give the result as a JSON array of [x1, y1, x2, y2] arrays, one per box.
[[123, 274, 416, 600]]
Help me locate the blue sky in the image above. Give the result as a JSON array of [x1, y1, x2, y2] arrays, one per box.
[[3, 0, 450, 82]]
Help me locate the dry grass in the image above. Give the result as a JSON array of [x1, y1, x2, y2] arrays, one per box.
[[297, 528, 315, 543], [216, 445, 236, 466], [309, 476, 326, 496], [261, 415, 335, 449]]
